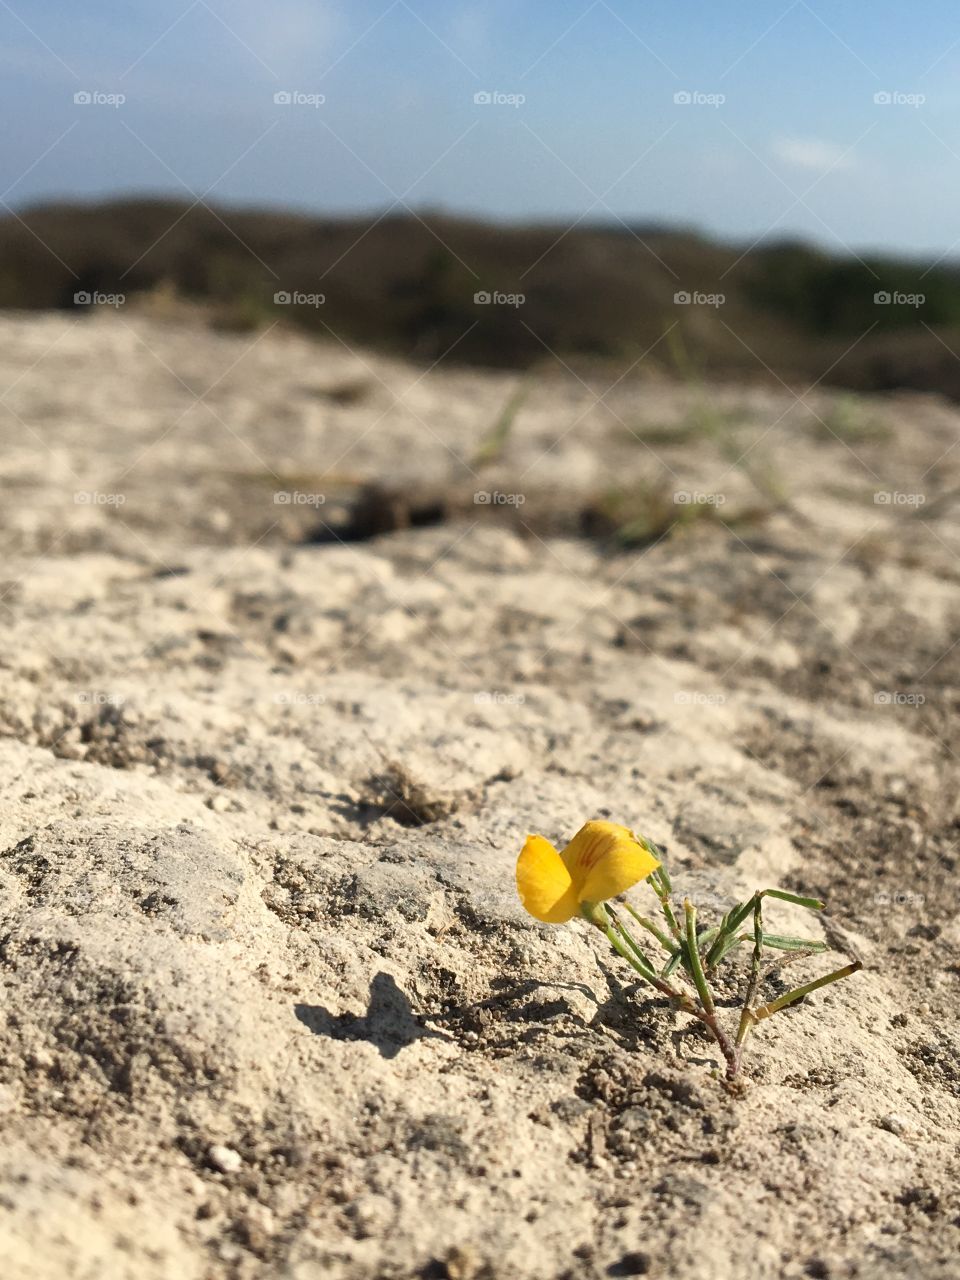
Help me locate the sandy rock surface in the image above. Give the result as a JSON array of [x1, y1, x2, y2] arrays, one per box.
[[0, 312, 958, 1279]]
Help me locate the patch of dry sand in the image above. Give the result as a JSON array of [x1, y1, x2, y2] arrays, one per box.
[[0, 313, 958, 1279]]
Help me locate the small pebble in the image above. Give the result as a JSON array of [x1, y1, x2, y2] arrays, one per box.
[[879, 1113, 912, 1136], [209, 1144, 243, 1174], [246, 1202, 275, 1237], [446, 1245, 479, 1280]]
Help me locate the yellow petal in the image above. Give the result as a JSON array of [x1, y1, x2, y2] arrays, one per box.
[[560, 821, 660, 903], [516, 834, 579, 923]]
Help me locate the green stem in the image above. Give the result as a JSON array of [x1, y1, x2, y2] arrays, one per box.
[[649, 867, 683, 941], [736, 894, 764, 1047], [659, 897, 683, 941], [604, 925, 675, 994], [650, 857, 671, 893], [601, 918, 741, 1079], [608, 912, 659, 980], [623, 904, 675, 954], [660, 944, 684, 979], [683, 899, 715, 1016]]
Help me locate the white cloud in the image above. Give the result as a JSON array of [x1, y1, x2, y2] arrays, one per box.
[[448, 6, 491, 51], [773, 137, 853, 172], [208, 1, 343, 75]]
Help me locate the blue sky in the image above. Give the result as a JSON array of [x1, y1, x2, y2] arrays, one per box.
[[1, 0, 958, 255]]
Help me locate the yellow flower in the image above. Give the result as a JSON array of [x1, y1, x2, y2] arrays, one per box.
[[516, 820, 661, 923]]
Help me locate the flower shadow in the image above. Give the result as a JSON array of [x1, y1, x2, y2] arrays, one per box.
[[295, 972, 452, 1060]]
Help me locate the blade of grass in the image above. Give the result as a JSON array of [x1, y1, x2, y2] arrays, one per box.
[[470, 383, 527, 468]]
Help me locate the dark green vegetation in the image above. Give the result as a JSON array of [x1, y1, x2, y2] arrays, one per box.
[[4, 197, 960, 396]]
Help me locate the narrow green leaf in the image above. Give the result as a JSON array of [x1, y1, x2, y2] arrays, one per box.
[[652, 859, 672, 894], [696, 925, 721, 954], [608, 912, 660, 982], [683, 900, 715, 1015], [724, 895, 759, 934], [705, 910, 734, 968], [761, 933, 828, 952], [762, 888, 824, 911], [655, 888, 683, 942], [624, 905, 675, 954], [604, 925, 658, 984], [470, 384, 528, 466], [660, 927, 718, 977], [753, 961, 863, 1021], [710, 931, 751, 967], [722, 889, 823, 946]]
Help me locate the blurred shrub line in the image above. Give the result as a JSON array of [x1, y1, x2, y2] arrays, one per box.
[[4, 198, 960, 397]]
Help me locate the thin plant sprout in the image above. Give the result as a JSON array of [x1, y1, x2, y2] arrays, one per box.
[[516, 821, 862, 1081]]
